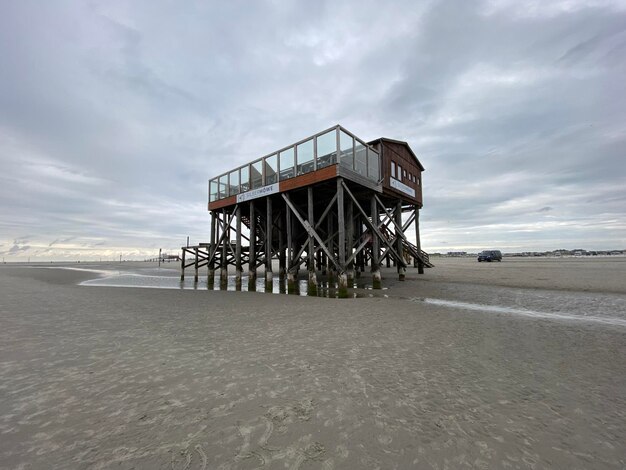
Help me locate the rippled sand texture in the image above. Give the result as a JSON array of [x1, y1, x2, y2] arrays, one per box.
[[0, 259, 625, 469]]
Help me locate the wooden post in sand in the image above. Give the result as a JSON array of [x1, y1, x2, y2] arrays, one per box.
[[265, 198, 273, 292], [396, 200, 405, 281], [220, 209, 228, 289], [371, 196, 381, 289], [307, 187, 318, 296], [235, 205, 242, 290], [180, 248, 186, 281], [337, 178, 348, 298], [414, 205, 424, 274], [346, 198, 354, 286], [248, 201, 256, 291], [208, 210, 216, 288]]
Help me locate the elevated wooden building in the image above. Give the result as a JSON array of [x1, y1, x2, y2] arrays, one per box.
[[181, 125, 432, 296]]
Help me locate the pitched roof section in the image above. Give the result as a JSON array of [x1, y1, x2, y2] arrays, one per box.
[[368, 137, 425, 172]]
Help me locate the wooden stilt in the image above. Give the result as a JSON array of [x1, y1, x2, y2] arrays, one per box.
[[220, 209, 228, 289], [307, 187, 318, 296], [396, 200, 406, 281], [346, 198, 354, 286], [279, 208, 286, 281], [371, 196, 381, 289], [180, 247, 186, 281], [194, 247, 199, 282], [248, 201, 257, 291], [286, 203, 296, 294], [337, 178, 348, 298], [265, 197, 273, 292], [415, 205, 424, 274], [235, 205, 242, 290], [208, 210, 216, 288]]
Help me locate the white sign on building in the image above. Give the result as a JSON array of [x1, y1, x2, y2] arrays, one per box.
[[389, 177, 416, 198], [236, 183, 280, 203]]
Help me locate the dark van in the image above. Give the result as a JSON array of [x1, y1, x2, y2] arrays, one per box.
[[478, 250, 502, 262]]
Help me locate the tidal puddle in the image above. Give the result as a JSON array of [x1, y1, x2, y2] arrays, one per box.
[[411, 297, 626, 327], [78, 268, 386, 299]]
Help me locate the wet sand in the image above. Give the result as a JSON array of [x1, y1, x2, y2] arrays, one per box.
[[0, 258, 625, 469]]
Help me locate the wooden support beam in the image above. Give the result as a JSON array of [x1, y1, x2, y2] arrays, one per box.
[[235, 205, 242, 289], [336, 179, 348, 297], [220, 209, 228, 288], [346, 198, 354, 284], [370, 195, 381, 289], [279, 207, 286, 280], [265, 197, 273, 291], [208, 211, 216, 287], [180, 246, 186, 281], [282, 193, 343, 273], [396, 200, 406, 281], [342, 181, 405, 268], [307, 187, 318, 294], [248, 201, 257, 290], [415, 205, 424, 274]]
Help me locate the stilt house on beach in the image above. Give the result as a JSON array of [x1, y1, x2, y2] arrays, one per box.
[[181, 124, 432, 296]]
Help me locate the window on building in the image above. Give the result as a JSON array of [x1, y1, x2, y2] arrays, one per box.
[[397, 164, 402, 181], [391, 161, 396, 179]]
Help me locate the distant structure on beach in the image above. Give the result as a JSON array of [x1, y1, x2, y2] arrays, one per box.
[[181, 125, 432, 295]]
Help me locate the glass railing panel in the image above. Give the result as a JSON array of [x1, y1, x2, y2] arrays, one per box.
[[251, 160, 263, 189], [209, 179, 218, 202], [240, 165, 250, 193], [367, 148, 380, 181], [339, 130, 354, 170], [296, 139, 314, 175], [219, 174, 229, 199], [354, 140, 367, 177], [279, 147, 295, 180], [229, 169, 240, 195], [316, 129, 337, 169], [265, 154, 278, 185]]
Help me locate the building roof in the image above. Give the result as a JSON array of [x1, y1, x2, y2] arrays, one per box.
[[368, 137, 425, 172]]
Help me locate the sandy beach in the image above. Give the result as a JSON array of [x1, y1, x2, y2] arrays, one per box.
[[1, 258, 625, 469]]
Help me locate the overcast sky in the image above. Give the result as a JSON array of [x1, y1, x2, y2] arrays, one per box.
[[1, 0, 625, 260]]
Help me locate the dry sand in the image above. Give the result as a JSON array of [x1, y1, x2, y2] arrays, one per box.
[[0, 258, 625, 469]]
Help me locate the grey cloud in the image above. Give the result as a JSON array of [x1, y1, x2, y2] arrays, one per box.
[[0, 0, 625, 259]]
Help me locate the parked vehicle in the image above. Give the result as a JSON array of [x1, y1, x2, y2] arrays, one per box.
[[478, 250, 502, 262]]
